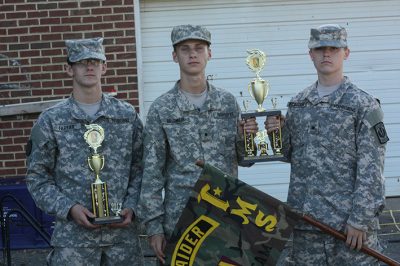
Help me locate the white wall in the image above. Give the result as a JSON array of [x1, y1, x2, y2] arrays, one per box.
[[137, 0, 400, 200]]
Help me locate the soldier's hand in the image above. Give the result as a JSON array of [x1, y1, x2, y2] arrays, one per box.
[[265, 115, 285, 134], [150, 234, 166, 264], [345, 224, 367, 251], [109, 208, 134, 228], [69, 204, 100, 229], [239, 117, 258, 136]]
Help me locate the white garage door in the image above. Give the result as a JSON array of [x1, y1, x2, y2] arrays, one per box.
[[136, 0, 400, 200]]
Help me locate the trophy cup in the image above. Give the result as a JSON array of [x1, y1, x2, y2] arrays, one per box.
[[241, 49, 284, 163], [84, 124, 123, 224]]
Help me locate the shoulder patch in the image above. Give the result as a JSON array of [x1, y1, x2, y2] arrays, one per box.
[[374, 122, 389, 144]]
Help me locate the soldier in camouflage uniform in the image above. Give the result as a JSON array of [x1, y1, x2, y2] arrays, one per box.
[[26, 38, 143, 265], [266, 24, 388, 265], [138, 25, 258, 264]]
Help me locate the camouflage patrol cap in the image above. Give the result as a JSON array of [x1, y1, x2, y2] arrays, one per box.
[[171, 24, 211, 46], [65, 37, 106, 63], [308, 24, 348, 49]]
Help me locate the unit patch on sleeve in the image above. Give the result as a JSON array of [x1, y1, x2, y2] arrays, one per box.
[[374, 122, 389, 144]]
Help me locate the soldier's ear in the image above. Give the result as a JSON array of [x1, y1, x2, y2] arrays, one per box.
[[65, 64, 73, 77]]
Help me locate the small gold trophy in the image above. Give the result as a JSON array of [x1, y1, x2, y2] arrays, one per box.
[[84, 124, 123, 224], [241, 49, 284, 162]]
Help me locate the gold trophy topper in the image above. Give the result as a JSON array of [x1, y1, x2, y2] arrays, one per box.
[[246, 49, 266, 77], [246, 49, 270, 112], [84, 124, 104, 154]]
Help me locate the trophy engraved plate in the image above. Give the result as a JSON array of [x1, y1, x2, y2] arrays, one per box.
[[241, 49, 284, 163], [85, 124, 123, 224]]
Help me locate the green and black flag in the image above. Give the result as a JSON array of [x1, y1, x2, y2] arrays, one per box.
[[164, 163, 300, 266]]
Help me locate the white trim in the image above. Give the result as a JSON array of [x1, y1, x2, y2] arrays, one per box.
[[134, 0, 145, 117]]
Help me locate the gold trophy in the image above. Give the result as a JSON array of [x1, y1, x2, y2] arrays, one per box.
[[241, 49, 284, 162], [84, 124, 123, 224]]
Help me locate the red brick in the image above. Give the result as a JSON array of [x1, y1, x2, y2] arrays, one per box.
[[11, 90, 32, 97], [82, 16, 102, 23], [62, 33, 83, 40], [20, 50, 40, 57], [70, 9, 90, 16], [106, 77, 126, 83], [40, 17, 61, 25], [9, 75, 28, 82], [48, 10, 69, 17], [103, 14, 123, 22], [31, 57, 51, 64], [113, 6, 133, 13], [52, 72, 67, 79], [0, 122, 12, 130], [91, 8, 113, 15], [115, 21, 133, 28], [42, 80, 62, 88], [6, 12, 27, 19], [80, 1, 100, 8], [50, 25, 71, 32], [72, 24, 93, 31], [27, 10, 48, 18], [54, 88, 71, 95], [104, 30, 124, 37], [15, 152, 27, 160], [37, 3, 58, 10], [5, 160, 25, 168], [31, 73, 51, 80], [32, 89, 52, 96], [0, 36, 18, 43], [13, 121, 33, 129], [0, 4, 15, 12], [16, 4, 36, 11], [3, 130, 23, 137], [103, 0, 123, 6], [58, 1, 78, 9], [8, 28, 29, 35], [0, 154, 14, 160], [0, 169, 16, 176], [43, 64, 63, 72], [20, 34, 41, 42], [30, 26, 50, 34], [84, 32, 104, 39], [61, 17, 81, 24], [3, 144, 23, 152], [13, 136, 29, 144]]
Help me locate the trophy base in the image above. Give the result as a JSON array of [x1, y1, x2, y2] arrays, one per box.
[[242, 154, 285, 163], [90, 215, 123, 225], [241, 110, 281, 119]]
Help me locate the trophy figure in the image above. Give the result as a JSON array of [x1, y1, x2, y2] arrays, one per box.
[[241, 49, 284, 163], [84, 124, 123, 224]]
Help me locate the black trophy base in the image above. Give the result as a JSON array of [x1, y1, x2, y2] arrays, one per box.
[[90, 215, 123, 225], [242, 154, 285, 163]]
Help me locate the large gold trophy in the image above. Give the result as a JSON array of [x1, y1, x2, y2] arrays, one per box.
[[241, 49, 283, 163], [84, 124, 123, 224]]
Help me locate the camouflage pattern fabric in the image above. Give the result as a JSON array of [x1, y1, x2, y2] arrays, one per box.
[[291, 229, 381, 265], [281, 77, 387, 260], [138, 81, 250, 238], [47, 244, 143, 266], [65, 37, 107, 62], [26, 94, 143, 263], [171, 24, 211, 45], [308, 24, 347, 49], [164, 163, 301, 266]]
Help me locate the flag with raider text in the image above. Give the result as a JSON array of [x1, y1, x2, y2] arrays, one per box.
[[164, 163, 301, 266]]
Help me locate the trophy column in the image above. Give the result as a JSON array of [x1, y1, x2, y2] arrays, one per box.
[[84, 124, 123, 225], [241, 49, 284, 163]]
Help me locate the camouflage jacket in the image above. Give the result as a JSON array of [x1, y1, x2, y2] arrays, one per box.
[[139, 81, 249, 237], [26, 94, 143, 247], [282, 77, 387, 232]]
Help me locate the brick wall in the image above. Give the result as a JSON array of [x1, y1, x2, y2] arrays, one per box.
[[0, 0, 138, 179]]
